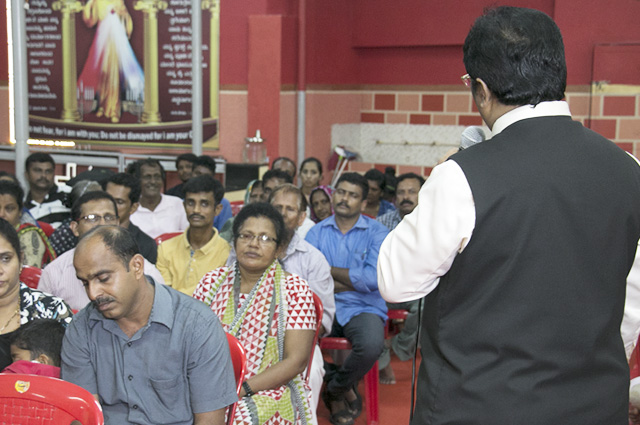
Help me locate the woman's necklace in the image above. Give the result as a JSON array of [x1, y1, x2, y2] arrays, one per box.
[[0, 304, 19, 333]]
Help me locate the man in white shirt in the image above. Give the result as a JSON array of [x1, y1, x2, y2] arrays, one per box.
[[378, 6, 640, 425], [39, 191, 164, 311], [129, 159, 188, 239]]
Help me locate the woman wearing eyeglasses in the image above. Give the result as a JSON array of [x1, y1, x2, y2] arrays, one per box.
[[194, 203, 316, 425]]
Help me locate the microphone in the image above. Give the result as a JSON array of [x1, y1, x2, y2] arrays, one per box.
[[460, 126, 486, 150]]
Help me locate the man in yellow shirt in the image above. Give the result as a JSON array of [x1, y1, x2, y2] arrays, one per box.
[[156, 174, 230, 295]]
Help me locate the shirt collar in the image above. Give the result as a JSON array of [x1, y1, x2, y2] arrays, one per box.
[[183, 228, 222, 255], [491, 100, 572, 137], [88, 276, 174, 331], [284, 233, 308, 260], [324, 214, 369, 231]]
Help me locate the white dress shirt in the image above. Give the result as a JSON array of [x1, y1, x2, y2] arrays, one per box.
[[129, 194, 189, 239]]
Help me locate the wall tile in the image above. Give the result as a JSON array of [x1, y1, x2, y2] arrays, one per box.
[[587, 119, 617, 139], [567, 94, 590, 117], [349, 162, 374, 172], [603, 96, 636, 116], [616, 142, 634, 153], [374, 163, 397, 173], [432, 115, 457, 125], [421, 94, 444, 112], [361, 93, 373, 110], [397, 94, 420, 111], [361, 113, 385, 123], [397, 165, 424, 176], [424, 167, 434, 176], [446, 94, 471, 113], [619, 118, 640, 139], [410, 114, 431, 124], [386, 113, 408, 124], [458, 115, 483, 126], [374, 94, 396, 111]]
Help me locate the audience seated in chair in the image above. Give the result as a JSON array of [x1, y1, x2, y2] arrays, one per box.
[[0, 180, 56, 268], [0, 218, 72, 371], [166, 153, 197, 198], [226, 184, 335, 424], [156, 175, 230, 296], [23, 152, 71, 228], [306, 173, 389, 425], [49, 180, 103, 256], [39, 191, 164, 311], [62, 226, 237, 425], [194, 203, 316, 425], [192, 155, 233, 230], [128, 158, 188, 239], [103, 173, 158, 264], [2, 319, 66, 378]]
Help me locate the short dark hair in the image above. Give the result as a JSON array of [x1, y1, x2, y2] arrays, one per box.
[[0, 180, 24, 210], [183, 174, 225, 205], [103, 173, 142, 204], [79, 226, 140, 271], [463, 6, 566, 106], [11, 319, 66, 367], [300, 157, 323, 176], [232, 202, 286, 249], [26, 153, 54, 170], [396, 172, 425, 187], [364, 169, 386, 191], [176, 153, 197, 168], [336, 172, 369, 200], [269, 183, 308, 212], [0, 218, 21, 258], [272, 157, 297, 178], [0, 172, 19, 184], [194, 155, 217, 175], [71, 191, 118, 221], [131, 158, 166, 181], [262, 169, 293, 185]]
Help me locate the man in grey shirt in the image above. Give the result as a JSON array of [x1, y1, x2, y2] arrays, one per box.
[[62, 226, 237, 425]]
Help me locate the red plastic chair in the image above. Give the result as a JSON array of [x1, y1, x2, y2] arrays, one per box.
[[0, 373, 104, 424], [386, 308, 410, 338], [226, 332, 247, 425], [631, 334, 640, 379], [20, 265, 42, 289], [305, 293, 324, 383], [154, 232, 183, 245], [319, 328, 380, 424], [230, 200, 244, 216], [36, 221, 55, 237]]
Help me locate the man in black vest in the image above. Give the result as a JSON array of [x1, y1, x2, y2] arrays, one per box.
[[378, 6, 640, 425]]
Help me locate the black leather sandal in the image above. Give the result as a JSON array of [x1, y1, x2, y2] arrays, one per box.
[[322, 389, 355, 425]]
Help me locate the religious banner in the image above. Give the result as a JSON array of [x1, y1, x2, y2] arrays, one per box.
[[24, 0, 220, 147]]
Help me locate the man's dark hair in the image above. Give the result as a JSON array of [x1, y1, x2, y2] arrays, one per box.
[[364, 169, 386, 191], [183, 174, 225, 205], [194, 155, 217, 175], [130, 158, 166, 181], [71, 191, 118, 221], [25, 153, 55, 170], [262, 169, 293, 185], [79, 226, 140, 271], [0, 172, 19, 184], [10, 319, 66, 367], [396, 172, 425, 187], [300, 157, 323, 176], [0, 218, 21, 258], [463, 6, 566, 106], [232, 202, 286, 249], [0, 180, 24, 210], [336, 172, 369, 200], [176, 153, 197, 168], [103, 173, 142, 204], [272, 157, 297, 177]]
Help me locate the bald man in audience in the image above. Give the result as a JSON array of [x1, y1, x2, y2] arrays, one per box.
[[156, 175, 230, 296], [39, 191, 164, 311], [62, 226, 237, 425]]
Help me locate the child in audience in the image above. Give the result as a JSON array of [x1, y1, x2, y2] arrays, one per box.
[[2, 319, 66, 378]]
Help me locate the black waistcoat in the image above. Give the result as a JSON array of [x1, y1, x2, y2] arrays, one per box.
[[413, 116, 640, 425]]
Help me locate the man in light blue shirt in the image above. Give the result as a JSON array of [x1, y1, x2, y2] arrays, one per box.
[[306, 172, 388, 424]]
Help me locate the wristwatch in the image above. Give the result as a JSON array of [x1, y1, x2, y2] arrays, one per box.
[[242, 381, 255, 397]]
